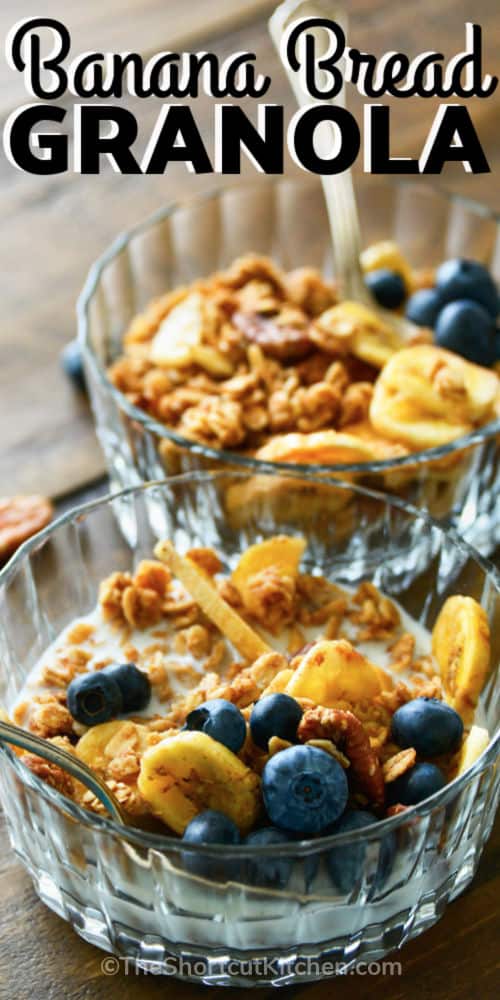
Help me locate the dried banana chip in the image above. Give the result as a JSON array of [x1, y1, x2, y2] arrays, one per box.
[[432, 595, 490, 724], [190, 344, 233, 377], [76, 720, 151, 773], [286, 639, 384, 705], [150, 292, 205, 367], [224, 475, 354, 530], [255, 430, 376, 465], [311, 301, 404, 367], [342, 420, 409, 460], [232, 536, 305, 601], [138, 731, 261, 834], [370, 346, 499, 449]]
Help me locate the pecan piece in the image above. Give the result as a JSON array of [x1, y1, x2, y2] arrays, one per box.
[[232, 311, 313, 360], [0, 496, 53, 561], [298, 706, 385, 807]]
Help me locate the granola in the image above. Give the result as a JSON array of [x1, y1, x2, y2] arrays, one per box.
[[107, 251, 499, 468], [10, 536, 490, 839]]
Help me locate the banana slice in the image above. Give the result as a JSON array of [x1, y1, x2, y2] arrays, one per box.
[[370, 346, 499, 449], [137, 731, 261, 834], [342, 420, 409, 460], [255, 430, 376, 465], [232, 535, 305, 604], [224, 474, 354, 529], [455, 725, 490, 776], [311, 301, 404, 367], [286, 639, 384, 705], [150, 292, 234, 377], [76, 720, 151, 773], [360, 240, 413, 291], [150, 292, 205, 368], [432, 596, 490, 723], [190, 344, 233, 377]]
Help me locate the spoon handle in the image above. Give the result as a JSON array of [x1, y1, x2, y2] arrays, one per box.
[[269, 0, 369, 301], [0, 716, 128, 825]]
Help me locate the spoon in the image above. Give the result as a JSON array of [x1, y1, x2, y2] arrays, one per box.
[[269, 0, 417, 338], [0, 712, 128, 825]]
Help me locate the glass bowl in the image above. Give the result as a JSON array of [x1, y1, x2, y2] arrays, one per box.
[[0, 473, 498, 987], [78, 177, 500, 556]]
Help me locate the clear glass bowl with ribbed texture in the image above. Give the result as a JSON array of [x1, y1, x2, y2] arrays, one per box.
[[78, 177, 500, 557], [0, 473, 498, 987]]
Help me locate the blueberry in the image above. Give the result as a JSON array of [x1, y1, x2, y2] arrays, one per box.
[[250, 694, 303, 751], [326, 810, 395, 893], [262, 745, 348, 835], [326, 810, 371, 893], [391, 697, 463, 757], [435, 300, 496, 366], [405, 288, 443, 328], [436, 258, 498, 318], [102, 662, 151, 713], [67, 671, 123, 726], [61, 339, 86, 392], [183, 809, 240, 846], [388, 762, 445, 806], [185, 699, 246, 753], [244, 827, 293, 889], [365, 269, 406, 309], [182, 809, 241, 881]]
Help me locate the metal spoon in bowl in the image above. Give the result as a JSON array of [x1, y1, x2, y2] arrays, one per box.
[[0, 712, 128, 825], [269, 0, 418, 340]]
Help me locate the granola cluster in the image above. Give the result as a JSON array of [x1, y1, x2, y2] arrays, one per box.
[[12, 537, 464, 831]]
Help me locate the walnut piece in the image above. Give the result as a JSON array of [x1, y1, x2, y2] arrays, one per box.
[[298, 706, 385, 807]]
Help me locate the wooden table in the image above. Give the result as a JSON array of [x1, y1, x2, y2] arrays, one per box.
[[1, 1, 499, 997]]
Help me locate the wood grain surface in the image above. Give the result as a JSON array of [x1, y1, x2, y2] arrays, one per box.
[[1, 0, 499, 496], [0, 2, 499, 997]]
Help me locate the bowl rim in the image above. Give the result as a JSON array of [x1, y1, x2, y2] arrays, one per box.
[[77, 175, 500, 477], [0, 470, 499, 857]]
